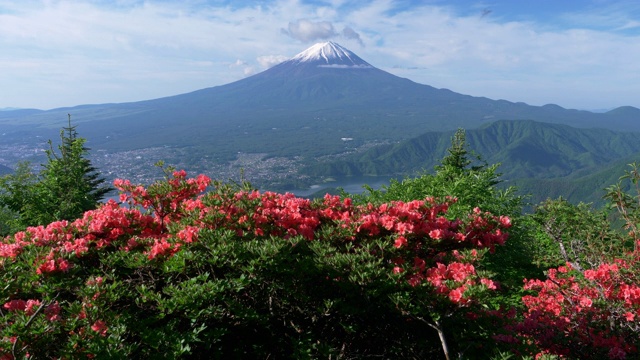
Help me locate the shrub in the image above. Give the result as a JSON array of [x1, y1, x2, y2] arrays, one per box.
[[0, 170, 512, 359]]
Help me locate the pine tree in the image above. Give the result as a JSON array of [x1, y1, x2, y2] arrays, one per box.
[[39, 114, 112, 222], [436, 129, 487, 176], [0, 115, 112, 229], [439, 128, 472, 172]]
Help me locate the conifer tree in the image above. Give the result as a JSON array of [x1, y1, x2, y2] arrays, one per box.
[[39, 114, 112, 221], [0, 115, 111, 229], [436, 128, 487, 178]]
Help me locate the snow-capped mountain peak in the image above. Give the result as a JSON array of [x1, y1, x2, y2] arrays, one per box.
[[289, 41, 372, 68]]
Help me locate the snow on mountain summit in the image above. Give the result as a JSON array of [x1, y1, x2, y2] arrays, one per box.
[[289, 41, 372, 68]]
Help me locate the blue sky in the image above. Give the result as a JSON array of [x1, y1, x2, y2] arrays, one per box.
[[1, 0, 639, 110]]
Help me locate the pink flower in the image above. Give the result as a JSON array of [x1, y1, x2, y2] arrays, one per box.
[[499, 216, 512, 228], [0, 243, 23, 258], [3, 299, 26, 312], [57, 259, 71, 272], [177, 226, 200, 243], [36, 259, 56, 274], [481, 278, 497, 290], [448, 287, 465, 303], [44, 302, 61, 321], [91, 320, 108, 336], [429, 229, 445, 240], [578, 296, 593, 308], [624, 312, 635, 322], [86, 277, 104, 286], [25, 300, 41, 316], [394, 236, 407, 248], [146, 238, 180, 260]]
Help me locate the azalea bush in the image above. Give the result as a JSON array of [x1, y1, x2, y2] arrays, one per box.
[[506, 257, 640, 359], [0, 169, 512, 359], [501, 163, 640, 359]]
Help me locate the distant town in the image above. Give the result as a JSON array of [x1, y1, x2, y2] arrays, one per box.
[[0, 138, 390, 195]]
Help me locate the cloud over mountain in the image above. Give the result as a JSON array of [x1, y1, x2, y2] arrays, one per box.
[[282, 19, 364, 47], [282, 19, 337, 42], [342, 26, 364, 46], [257, 55, 289, 69]]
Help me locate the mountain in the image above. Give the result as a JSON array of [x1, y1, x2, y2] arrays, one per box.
[[0, 42, 639, 190], [282, 41, 374, 69], [302, 120, 640, 203], [305, 120, 640, 178], [510, 155, 637, 207]]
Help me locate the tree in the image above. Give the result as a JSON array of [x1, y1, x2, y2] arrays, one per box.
[[438, 128, 472, 172], [0, 115, 111, 229]]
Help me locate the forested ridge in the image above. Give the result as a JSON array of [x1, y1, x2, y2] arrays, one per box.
[[303, 120, 640, 205]]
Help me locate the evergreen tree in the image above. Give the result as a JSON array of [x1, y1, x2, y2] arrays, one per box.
[[436, 128, 487, 180], [0, 115, 112, 229], [438, 128, 471, 171]]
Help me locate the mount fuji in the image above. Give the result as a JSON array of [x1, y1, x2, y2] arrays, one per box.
[[1, 41, 639, 164]]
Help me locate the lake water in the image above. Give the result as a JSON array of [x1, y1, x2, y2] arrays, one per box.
[[285, 175, 395, 197]]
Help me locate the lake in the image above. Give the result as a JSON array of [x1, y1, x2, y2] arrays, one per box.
[[285, 175, 395, 197]]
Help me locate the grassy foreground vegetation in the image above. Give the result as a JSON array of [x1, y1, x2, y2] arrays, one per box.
[[1, 129, 639, 359]]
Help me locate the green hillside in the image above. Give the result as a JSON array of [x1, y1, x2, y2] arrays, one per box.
[[510, 154, 640, 206], [305, 120, 640, 177], [302, 120, 640, 204]]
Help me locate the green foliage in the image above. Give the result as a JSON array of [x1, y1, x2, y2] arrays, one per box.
[[524, 162, 640, 273], [0, 115, 111, 231], [0, 206, 20, 237], [437, 128, 475, 174], [529, 198, 626, 270], [0, 163, 38, 235], [606, 162, 640, 241], [355, 129, 521, 217]]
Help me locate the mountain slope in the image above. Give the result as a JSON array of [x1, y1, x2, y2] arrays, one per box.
[[304, 120, 640, 180], [511, 153, 640, 206]]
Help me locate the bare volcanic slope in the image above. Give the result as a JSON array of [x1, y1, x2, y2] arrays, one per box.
[[0, 42, 638, 161]]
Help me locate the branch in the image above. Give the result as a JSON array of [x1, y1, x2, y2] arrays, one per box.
[[12, 294, 59, 358]]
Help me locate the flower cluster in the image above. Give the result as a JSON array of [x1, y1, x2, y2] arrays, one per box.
[[509, 256, 640, 359], [420, 261, 496, 304], [3, 299, 60, 321]]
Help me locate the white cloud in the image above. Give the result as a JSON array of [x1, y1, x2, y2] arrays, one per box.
[[341, 26, 363, 46], [257, 55, 289, 69], [282, 19, 337, 42], [318, 64, 372, 69], [616, 20, 640, 30], [342, 1, 640, 109]]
